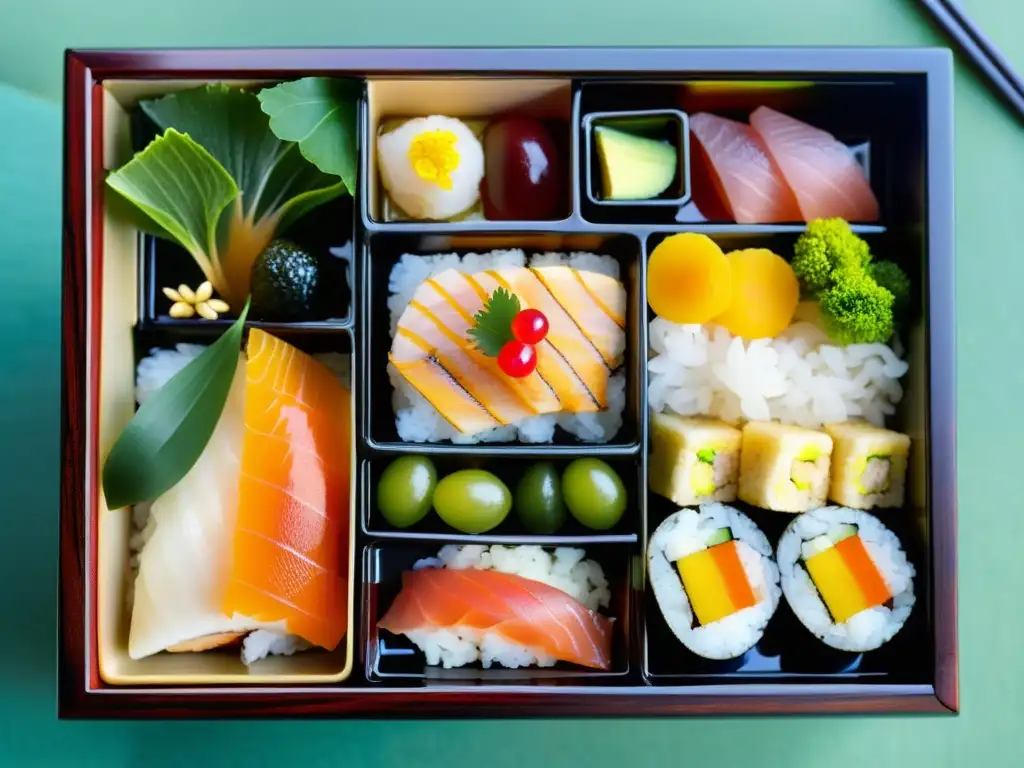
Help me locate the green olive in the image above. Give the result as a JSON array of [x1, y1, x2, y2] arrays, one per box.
[[562, 458, 626, 531], [433, 469, 512, 534], [514, 462, 567, 534], [377, 455, 438, 529]]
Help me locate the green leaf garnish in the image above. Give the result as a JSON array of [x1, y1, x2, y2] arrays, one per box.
[[106, 129, 239, 293], [107, 83, 351, 308], [101, 299, 251, 510], [258, 77, 359, 196], [467, 288, 521, 357], [696, 448, 716, 465]]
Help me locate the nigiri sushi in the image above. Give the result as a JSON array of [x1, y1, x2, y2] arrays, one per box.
[[750, 106, 880, 223], [378, 545, 614, 670], [388, 255, 627, 442], [127, 331, 352, 663]]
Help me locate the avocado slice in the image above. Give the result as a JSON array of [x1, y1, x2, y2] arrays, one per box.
[[696, 448, 716, 465], [705, 527, 732, 547], [828, 524, 858, 544], [594, 125, 677, 200]]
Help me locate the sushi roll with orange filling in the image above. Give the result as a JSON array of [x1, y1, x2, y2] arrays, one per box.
[[647, 504, 781, 660], [777, 506, 916, 652]]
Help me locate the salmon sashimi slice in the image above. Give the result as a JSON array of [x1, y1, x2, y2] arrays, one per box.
[[378, 567, 614, 670], [390, 270, 561, 418], [688, 112, 801, 224], [222, 329, 351, 651], [492, 267, 611, 406], [750, 106, 880, 223], [389, 355, 502, 435], [472, 271, 599, 413], [528, 266, 626, 367]]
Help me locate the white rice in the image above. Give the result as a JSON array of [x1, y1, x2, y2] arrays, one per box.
[[387, 249, 625, 444], [647, 504, 781, 660], [647, 319, 909, 429], [127, 342, 350, 665], [777, 506, 916, 652], [401, 545, 612, 669]]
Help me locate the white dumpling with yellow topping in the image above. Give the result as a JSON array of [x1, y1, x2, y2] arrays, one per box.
[[377, 115, 485, 220]]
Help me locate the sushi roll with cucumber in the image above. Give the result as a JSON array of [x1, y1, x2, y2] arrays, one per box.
[[649, 414, 741, 507], [739, 420, 833, 513], [824, 421, 911, 510], [647, 504, 781, 660], [777, 506, 915, 652]]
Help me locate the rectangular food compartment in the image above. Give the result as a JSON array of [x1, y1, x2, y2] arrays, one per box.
[[96, 281, 357, 685], [62, 48, 955, 718], [103, 80, 357, 331], [361, 454, 642, 542], [362, 231, 644, 454], [363, 541, 633, 683], [364, 78, 573, 227], [583, 109, 691, 207], [578, 78, 923, 230], [641, 494, 931, 684]]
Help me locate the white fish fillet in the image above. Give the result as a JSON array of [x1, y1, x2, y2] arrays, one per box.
[[128, 356, 265, 660]]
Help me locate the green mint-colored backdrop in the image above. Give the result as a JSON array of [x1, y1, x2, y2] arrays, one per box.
[[1, 0, 1019, 763]]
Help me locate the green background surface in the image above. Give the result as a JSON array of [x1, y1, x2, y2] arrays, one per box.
[[0, 0, 1019, 764]]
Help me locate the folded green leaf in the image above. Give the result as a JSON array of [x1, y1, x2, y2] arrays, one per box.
[[101, 299, 251, 510], [106, 129, 239, 291], [258, 77, 359, 196]]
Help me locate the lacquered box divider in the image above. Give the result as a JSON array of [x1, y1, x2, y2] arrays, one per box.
[[60, 48, 957, 717]]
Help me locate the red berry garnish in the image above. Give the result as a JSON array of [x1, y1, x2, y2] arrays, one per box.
[[511, 308, 549, 345], [497, 340, 538, 378]]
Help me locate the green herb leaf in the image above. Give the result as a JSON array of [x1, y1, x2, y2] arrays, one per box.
[[106, 129, 239, 288], [141, 84, 344, 225], [108, 84, 347, 307], [468, 288, 521, 357], [258, 77, 359, 196], [696, 448, 716, 465], [101, 299, 251, 510]]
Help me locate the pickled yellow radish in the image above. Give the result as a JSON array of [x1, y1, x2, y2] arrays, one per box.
[[713, 248, 799, 339], [647, 233, 733, 324]]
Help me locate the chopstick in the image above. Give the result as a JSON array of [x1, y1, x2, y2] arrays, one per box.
[[917, 0, 1024, 123]]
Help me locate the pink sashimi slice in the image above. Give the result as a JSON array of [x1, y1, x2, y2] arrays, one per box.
[[749, 106, 880, 223], [689, 112, 802, 224]]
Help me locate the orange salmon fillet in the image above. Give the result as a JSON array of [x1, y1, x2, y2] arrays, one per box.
[[222, 329, 351, 650], [378, 567, 613, 670]]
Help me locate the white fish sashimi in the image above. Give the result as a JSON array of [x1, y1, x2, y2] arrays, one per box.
[[127, 358, 264, 660]]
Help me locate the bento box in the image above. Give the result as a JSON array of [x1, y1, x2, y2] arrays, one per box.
[[59, 47, 957, 718]]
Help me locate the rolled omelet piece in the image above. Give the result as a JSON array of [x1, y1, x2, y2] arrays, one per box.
[[738, 421, 833, 513], [824, 421, 911, 509], [649, 413, 741, 507]]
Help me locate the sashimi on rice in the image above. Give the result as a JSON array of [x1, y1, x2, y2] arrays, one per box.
[[378, 545, 614, 670], [127, 332, 352, 665], [387, 249, 628, 445]]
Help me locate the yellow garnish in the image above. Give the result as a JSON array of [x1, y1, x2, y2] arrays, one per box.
[[408, 129, 461, 190], [163, 281, 231, 320]]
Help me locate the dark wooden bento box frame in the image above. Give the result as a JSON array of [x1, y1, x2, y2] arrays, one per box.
[[60, 46, 957, 719]]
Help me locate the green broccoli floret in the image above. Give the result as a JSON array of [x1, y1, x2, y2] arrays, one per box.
[[791, 217, 872, 295], [818, 275, 895, 345], [870, 261, 910, 315]]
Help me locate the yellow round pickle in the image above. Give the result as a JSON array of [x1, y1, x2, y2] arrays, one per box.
[[647, 233, 733, 324], [713, 248, 799, 339]]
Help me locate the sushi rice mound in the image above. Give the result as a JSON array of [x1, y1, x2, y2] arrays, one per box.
[[647, 317, 909, 429], [387, 249, 626, 444], [777, 506, 916, 653], [648, 504, 781, 660], [128, 343, 350, 665], [402, 545, 612, 669]]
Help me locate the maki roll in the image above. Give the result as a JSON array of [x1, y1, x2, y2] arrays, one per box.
[[647, 504, 781, 660], [777, 506, 915, 653], [824, 421, 911, 510], [648, 414, 742, 507], [739, 421, 833, 513]]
